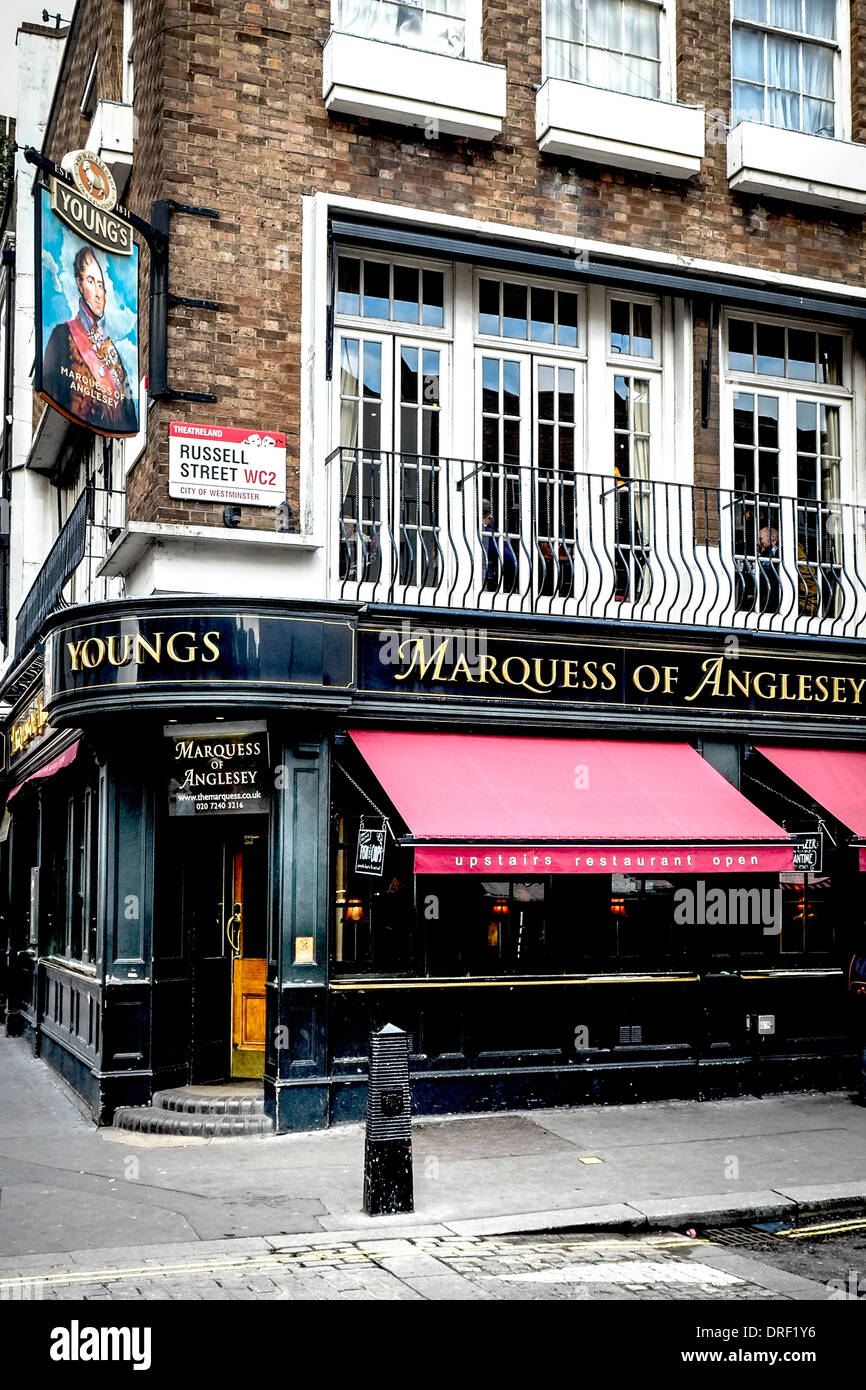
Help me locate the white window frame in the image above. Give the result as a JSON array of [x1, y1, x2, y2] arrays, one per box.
[[334, 249, 453, 340], [122, 0, 135, 105], [330, 0, 483, 61], [721, 306, 853, 499], [729, 0, 851, 141], [541, 0, 677, 104]]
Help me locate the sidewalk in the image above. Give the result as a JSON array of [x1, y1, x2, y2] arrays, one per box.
[[2, 1033, 865, 1270]]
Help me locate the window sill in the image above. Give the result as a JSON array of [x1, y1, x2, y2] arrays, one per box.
[[727, 122, 866, 214], [535, 78, 705, 179], [322, 31, 506, 140]]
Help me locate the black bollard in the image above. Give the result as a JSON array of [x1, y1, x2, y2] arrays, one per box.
[[363, 1023, 414, 1216]]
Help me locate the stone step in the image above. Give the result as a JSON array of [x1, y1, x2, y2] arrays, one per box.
[[112, 1106, 274, 1137], [152, 1086, 266, 1116]]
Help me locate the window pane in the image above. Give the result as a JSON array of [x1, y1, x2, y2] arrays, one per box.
[[340, 338, 360, 396], [547, 0, 582, 42], [337, 257, 361, 315], [558, 291, 578, 347], [756, 323, 785, 376], [479, 279, 500, 335], [363, 341, 382, 396], [400, 345, 419, 403], [769, 0, 802, 30], [503, 359, 521, 412], [818, 333, 842, 384], [422, 348, 440, 406], [587, 0, 620, 49], [757, 394, 779, 447], [393, 264, 420, 324], [559, 369, 576, 422], [537, 364, 555, 419], [482, 355, 500, 412], [768, 35, 800, 93], [624, 1, 659, 59], [733, 392, 755, 444], [732, 27, 764, 83], [422, 269, 445, 328], [768, 86, 799, 129], [802, 43, 833, 99], [796, 399, 817, 453], [735, 0, 766, 18], [788, 329, 816, 380], [729, 319, 754, 372], [803, 97, 834, 136], [614, 375, 629, 430], [632, 303, 652, 357], [804, 0, 835, 38], [503, 282, 528, 339], [530, 286, 555, 343], [363, 260, 390, 318], [733, 80, 765, 124], [610, 299, 630, 354]]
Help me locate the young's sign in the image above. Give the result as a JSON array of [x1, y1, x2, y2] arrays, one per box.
[[35, 183, 139, 438], [169, 422, 287, 506]]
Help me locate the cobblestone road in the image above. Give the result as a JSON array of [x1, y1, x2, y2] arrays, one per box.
[[0, 1231, 824, 1301]]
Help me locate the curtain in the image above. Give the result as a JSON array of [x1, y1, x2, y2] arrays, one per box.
[[339, 0, 466, 53], [339, 339, 360, 504], [632, 379, 651, 542]]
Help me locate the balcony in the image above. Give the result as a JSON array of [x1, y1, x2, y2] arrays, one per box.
[[328, 448, 866, 639], [322, 30, 507, 140], [536, 79, 705, 179], [727, 122, 866, 215], [14, 479, 125, 661]]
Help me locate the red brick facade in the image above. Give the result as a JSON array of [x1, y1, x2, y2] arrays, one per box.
[[39, 0, 866, 529]]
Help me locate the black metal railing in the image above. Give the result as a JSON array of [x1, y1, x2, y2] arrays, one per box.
[[329, 447, 866, 637], [14, 480, 125, 659]]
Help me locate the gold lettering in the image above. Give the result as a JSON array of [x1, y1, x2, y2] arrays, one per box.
[[166, 631, 198, 664], [532, 659, 558, 689], [562, 660, 582, 688], [105, 634, 132, 666], [450, 653, 475, 682], [66, 639, 84, 672], [394, 637, 451, 682], [633, 664, 660, 693], [685, 657, 724, 702], [726, 668, 751, 699], [81, 637, 106, 669], [476, 653, 503, 685], [581, 661, 598, 690], [780, 673, 797, 701], [832, 676, 847, 703], [814, 674, 830, 702], [662, 666, 679, 693], [752, 671, 777, 699], [797, 674, 813, 702], [849, 677, 866, 704], [501, 656, 531, 687], [600, 661, 617, 692], [135, 632, 163, 665], [202, 631, 221, 663]]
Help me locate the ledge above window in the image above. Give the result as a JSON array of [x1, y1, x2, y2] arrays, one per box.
[[727, 122, 866, 215], [87, 100, 134, 199], [322, 31, 506, 140], [535, 78, 705, 180]]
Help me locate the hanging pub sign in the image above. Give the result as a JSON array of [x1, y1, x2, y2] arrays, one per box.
[[166, 721, 270, 817], [355, 816, 388, 877], [791, 832, 823, 875], [168, 422, 287, 506], [35, 151, 140, 439]]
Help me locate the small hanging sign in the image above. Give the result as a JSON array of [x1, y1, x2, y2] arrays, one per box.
[[355, 815, 387, 877], [791, 832, 823, 875]]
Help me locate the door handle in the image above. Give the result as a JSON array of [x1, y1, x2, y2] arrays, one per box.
[[225, 905, 242, 957]]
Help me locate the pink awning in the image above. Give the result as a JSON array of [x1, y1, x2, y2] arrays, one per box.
[[348, 732, 793, 874], [6, 740, 80, 802], [754, 745, 866, 869]]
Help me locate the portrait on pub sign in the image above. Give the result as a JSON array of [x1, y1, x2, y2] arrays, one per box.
[[36, 185, 140, 438]]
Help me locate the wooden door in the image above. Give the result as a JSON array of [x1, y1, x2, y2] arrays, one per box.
[[229, 833, 267, 1078]]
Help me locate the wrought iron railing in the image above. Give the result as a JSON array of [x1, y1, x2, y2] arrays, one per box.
[[328, 447, 866, 637], [14, 480, 125, 659]]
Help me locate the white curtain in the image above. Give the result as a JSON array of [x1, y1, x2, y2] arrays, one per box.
[[339, 0, 466, 54]]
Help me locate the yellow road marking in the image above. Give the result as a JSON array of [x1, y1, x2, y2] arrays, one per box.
[[782, 1216, 866, 1239]]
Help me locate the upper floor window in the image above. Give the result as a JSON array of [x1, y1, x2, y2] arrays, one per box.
[[337, 254, 446, 328], [732, 0, 841, 137], [335, 0, 477, 58], [544, 0, 666, 100]]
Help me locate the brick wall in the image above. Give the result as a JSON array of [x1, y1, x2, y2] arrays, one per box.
[[40, 0, 866, 533]]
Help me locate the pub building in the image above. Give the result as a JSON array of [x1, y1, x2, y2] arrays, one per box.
[[2, 593, 864, 1131], [3, 0, 866, 1134]]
